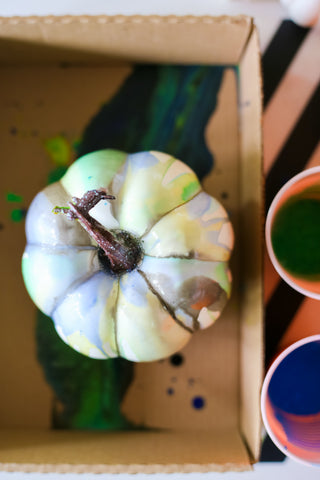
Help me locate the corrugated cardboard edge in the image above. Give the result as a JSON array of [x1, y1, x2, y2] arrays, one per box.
[[0, 14, 251, 25], [0, 15, 253, 65], [0, 462, 251, 474]]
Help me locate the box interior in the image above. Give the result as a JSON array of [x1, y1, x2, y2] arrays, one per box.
[[0, 15, 263, 473]]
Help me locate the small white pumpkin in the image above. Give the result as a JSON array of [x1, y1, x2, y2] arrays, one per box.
[[22, 150, 234, 362]]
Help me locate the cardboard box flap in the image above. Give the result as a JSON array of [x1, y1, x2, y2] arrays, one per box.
[[238, 26, 264, 462], [0, 15, 253, 65], [0, 429, 252, 473]]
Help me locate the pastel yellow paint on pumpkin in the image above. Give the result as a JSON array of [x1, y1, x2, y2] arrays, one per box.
[[66, 331, 106, 359], [98, 281, 119, 358]]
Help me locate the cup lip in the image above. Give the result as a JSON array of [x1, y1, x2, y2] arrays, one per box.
[[265, 166, 320, 300], [261, 334, 320, 467]]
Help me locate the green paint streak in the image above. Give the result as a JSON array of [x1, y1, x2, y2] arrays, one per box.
[[272, 196, 320, 279], [11, 209, 25, 222], [141, 67, 211, 154], [44, 135, 71, 167], [36, 311, 134, 430], [6, 192, 23, 203], [141, 68, 180, 147], [182, 180, 200, 202], [167, 69, 206, 151]]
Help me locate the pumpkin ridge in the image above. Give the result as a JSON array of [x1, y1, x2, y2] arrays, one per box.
[[141, 190, 233, 262], [109, 154, 176, 230], [139, 188, 204, 239], [25, 182, 93, 248], [60, 149, 128, 200], [50, 268, 103, 318], [137, 269, 193, 334], [113, 279, 121, 357], [144, 253, 230, 263]]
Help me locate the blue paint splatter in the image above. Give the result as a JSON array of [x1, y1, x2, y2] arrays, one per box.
[[167, 388, 174, 396], [192, 396, 205, 409]]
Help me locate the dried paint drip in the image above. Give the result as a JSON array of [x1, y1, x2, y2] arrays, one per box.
[[170, 353, 184, 366], [192, 396, 205, 409]]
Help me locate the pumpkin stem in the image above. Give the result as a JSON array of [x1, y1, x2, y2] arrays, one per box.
[[54, 189, 143, 274]]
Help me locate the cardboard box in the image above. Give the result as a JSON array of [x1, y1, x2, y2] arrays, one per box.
[[0, 15, 263, 473]]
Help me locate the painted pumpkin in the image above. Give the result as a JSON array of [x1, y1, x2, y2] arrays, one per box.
[[22, 150, 234, 362]]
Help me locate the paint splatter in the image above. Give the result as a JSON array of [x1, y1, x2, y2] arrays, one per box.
[[6, 192, 23, 203], [167, 388, 174, 396], [11, 208, 27, 222], [170, 353, 184, 366], [6, 192, 26, 223], [9, 126, 17, 135], [44, 135, 72, 167], [192, 396, 205, 409]]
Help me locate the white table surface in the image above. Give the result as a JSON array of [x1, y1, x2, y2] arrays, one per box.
[[0, 1, 319, 479]]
